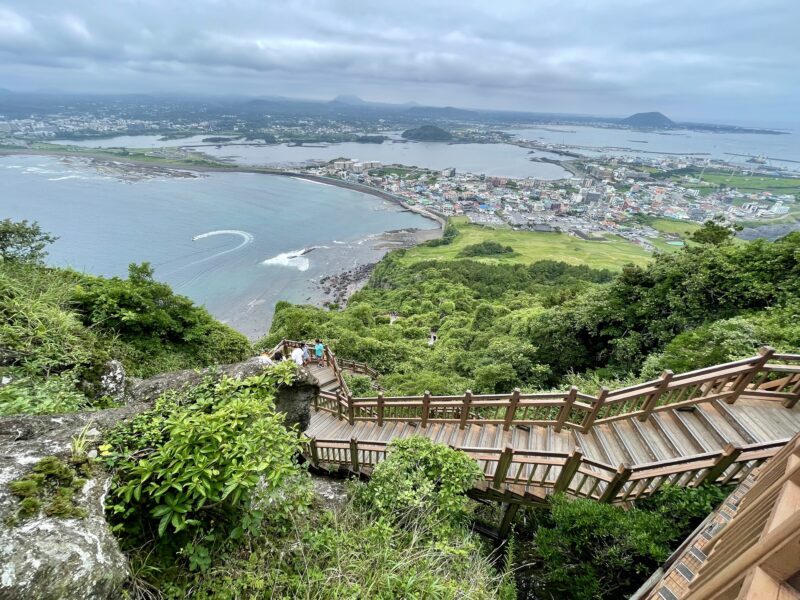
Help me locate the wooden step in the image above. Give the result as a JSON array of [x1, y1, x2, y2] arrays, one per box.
[[631, 417, 678, 460], [607, 422, 638, 464], [619, 420, 658, 462], [651, 413, 704, 455], [694, 405, 749, 446], [671, 410, 717, 453], [712, 400, 759, 444]]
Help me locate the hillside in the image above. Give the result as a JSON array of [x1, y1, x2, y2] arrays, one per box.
[[621, 111, 676, 128], [401, 124, 453, 141]]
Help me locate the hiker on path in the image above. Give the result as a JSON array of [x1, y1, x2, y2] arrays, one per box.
[[291, 344, 306, 366], [315, 339, 325, 367]]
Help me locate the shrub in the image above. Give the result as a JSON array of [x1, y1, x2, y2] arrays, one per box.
[[458, 241, 514, 257], [104, 362, 301, 557], [355, 437, 482, 536]]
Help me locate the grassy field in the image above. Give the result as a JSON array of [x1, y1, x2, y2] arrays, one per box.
[[698, 172, 800, 195], [402, 217, 652, 270]]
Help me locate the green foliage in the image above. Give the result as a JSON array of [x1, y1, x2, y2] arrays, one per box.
[[515, 495, 674, 600], [104, 362, 300, 555], [689, 218, 742, 245], [342, 372, 374, 396], [355, 437, 482, 536], [0, 371, 89, 415], [458, 240, 514, 257], [424, 221, 460, 247], [636, 484, 730, 538], [0, 218, 58, 263]]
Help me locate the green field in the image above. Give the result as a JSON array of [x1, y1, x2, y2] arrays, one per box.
[[698, 172, 800, 195], [402, 217, 652, 270]]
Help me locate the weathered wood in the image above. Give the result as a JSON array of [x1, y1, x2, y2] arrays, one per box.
[[696, 444, 742, 486], [639, 370, 674, 421], [350, 438, 360, 473], [347, 394, 355, 425], [336, 392, 343, 420], [555, 386, 577, 433], [422, 391, 431, 428], [460, 390, 473, 429], [310, 438, 320, 467], [582, 387, 609, 433], [377, 392, 384, 426], [504, 389, 521, 431], [493, 446, 515, 488], [498, 503, 520, 539], [599, 465, 632, 503], [727, 346, 775, 404], [554, 448, 583, 493]]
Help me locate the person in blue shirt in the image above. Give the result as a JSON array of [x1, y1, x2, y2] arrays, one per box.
[[314, 339, 325, 367]]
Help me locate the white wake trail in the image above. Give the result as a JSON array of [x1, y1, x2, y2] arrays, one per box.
[[181, 230, 254, 269]]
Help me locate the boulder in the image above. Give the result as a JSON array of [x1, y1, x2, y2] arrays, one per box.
[[0, 411, 132, 600], [99, 360, 127, 405]]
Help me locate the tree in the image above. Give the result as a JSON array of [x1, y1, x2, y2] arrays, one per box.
[[0, 219, 58, 263], [689, 218, 742, 245]]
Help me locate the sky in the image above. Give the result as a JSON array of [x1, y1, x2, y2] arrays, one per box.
[[0, 0, 798, 124]]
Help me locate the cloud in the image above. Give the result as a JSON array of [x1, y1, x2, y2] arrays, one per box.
[[0, 0, 797, 121]]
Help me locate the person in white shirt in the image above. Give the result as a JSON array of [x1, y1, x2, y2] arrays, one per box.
[[290, 344, 305, 366]]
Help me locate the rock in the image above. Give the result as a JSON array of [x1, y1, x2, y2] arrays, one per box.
[[311, 474, 349, 513], [0, 412, 131, 599], [99, 360, 127, 405], [129, 358, 318, 431]]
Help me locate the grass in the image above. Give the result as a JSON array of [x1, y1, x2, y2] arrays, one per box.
[[402, 217, 652, 270], [697, 172, 800, 195]]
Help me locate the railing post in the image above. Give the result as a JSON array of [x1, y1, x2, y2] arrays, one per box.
[[347, 394, 355, 425], [639, 370, 673, 422], [555, 386, 578, 433], [554, 448, 583, 493], [727, 346, 775, 404], [784, 378, 800, 409], [493, 446, 515, 489], [460, 390, 473, 429], [696, 444, 742, 486], [498, 503, 519, 539], [350, 438, 360, 473], [504, 388, 521, 431], [309, 438, 320, 467], [377, 392, 385, 426], [422, 391, 431, 428], [599, 464, 632, 503], [582, 387, 609, 433], [336, 391, 343, 420]]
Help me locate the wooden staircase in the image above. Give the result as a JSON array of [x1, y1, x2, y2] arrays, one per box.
[[273, 341, 800, 505]]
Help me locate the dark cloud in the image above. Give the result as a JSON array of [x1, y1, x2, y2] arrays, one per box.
[[0, 0, 797, 121]]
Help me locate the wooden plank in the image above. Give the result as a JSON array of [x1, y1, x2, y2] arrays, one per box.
[[712, 400, 760, 444], [555, 386, 577, 433]]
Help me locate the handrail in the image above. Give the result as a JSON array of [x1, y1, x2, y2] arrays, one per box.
[[305, 435, 787, 504], [276, 341, 800, 432]]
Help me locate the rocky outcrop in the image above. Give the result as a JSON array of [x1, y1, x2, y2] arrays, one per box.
[[130, 358, 318, 431], [0, 359, 319, 599], [99, 360, 127, 405]]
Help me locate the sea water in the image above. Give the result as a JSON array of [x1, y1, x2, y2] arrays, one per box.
[[0, 155, 435, 338]]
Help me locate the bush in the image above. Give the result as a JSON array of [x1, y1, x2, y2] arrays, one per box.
[[355, 437, 482, 536], [104, 362, 301, 560], [458, 241, 514, 257], [514, 494, 674, 600]]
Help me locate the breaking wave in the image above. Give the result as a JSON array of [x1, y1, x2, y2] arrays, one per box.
[[262, 248, 310, 272]]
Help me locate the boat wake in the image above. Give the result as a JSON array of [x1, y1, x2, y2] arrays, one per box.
[[183, 230, 254, 267], [262, 248, 310, 272]]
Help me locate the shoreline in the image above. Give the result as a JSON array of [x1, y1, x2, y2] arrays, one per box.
[[0, 147, 446, 235]]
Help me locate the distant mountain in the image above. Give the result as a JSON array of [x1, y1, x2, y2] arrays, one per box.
[[401, 125, 453, 141], [404, 105, 476, 119], [329, 94, 369, 106], [621, 112, 676, 129]]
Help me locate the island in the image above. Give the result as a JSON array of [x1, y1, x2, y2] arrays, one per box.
[[401, 125, 453, 141]]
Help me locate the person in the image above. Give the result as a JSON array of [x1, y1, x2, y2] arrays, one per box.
[[290, 344, 305, 366], [272, 350, 284, 362], [256, 351, 274, 366], [302, 343, 311, 366], [315, 339, 325, 367]]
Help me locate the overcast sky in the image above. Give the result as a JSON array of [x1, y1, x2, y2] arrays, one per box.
[[0, 0, 797, 124]]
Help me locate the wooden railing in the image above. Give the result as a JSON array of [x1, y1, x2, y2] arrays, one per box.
[[305, 436, 789, 504], [683, 434, 800, 599], [276, 341, 800, 433]]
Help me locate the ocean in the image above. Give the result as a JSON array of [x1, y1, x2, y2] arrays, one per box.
[[0, 155, 436, 339]]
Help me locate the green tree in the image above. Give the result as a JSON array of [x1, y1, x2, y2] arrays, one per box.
[[0, 219, 58, 263], [689, 218, 742, 245]]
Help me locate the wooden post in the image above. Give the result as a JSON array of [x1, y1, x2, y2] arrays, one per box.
[[460, 390, 473, 429], [347, 394, 355, 425], [493, 446, 515, 489], [309, 438, 320, 467], [599, 464, 632, 503], [697, 444, 742, 486], [504, 388, 521, 431], [727, 346, 775, 404], [582, 387, 609, 433], [639, 370, 674, 422], [498, 503, 520, 539], [555, 386, 578, 433], [377, 392, 385, 426], [554, 448, 583, 493], [422, 391, 431, 428], [336, 391, 343, 420], [349, 438, 360, 473], [784, 377, 800, 409]]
